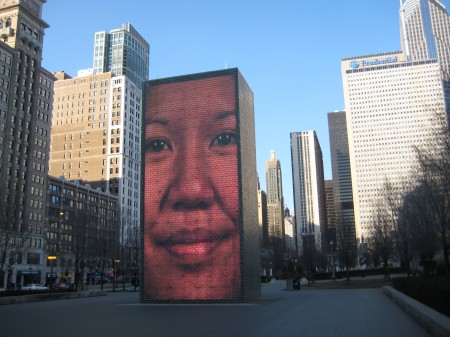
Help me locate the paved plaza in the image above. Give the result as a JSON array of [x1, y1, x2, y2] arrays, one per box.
[[0, 280, 434, 337]]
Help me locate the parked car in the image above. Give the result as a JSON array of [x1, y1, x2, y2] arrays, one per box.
[[52, 282, 69, 289], [22, 283, 49, 291]]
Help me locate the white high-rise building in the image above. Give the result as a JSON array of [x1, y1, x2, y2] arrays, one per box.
[[341, 51, 447, 241], [400, 0, 450, 75], [290, 131, 326, 251]]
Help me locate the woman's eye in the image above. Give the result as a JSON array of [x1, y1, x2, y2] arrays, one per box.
[[147, 139, 172, 152], [211, 132, 237, 147]]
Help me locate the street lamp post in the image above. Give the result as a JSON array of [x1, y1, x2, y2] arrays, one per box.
[[113, 259, 120, 292], [48, 255, 57, 288], [330, 240, 336, 281]]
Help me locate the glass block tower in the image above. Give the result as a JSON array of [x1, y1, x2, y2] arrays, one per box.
[[400, 0, 450, 77], [327, 111, 356, 250], [93, 22, 150, 87]]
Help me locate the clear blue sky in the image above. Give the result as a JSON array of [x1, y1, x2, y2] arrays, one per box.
[[41, 0, 410, 210]]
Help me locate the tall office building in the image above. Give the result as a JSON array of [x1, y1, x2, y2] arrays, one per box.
[[327, 111, 356, 249], [265, 150, 285, 270], [265, 151, 284, 241], [49, 23, 149, 251], [290, 131, 326, 252], [0, 0, 55, 285], [400, 0, 450, 74], [257, 178, 271, 276], [324, 180, 336, 247], [256, 177, 268, 247], [342, 51, 447, 241], [92, 23, 150, 87], [284, 207, 296, 258], [49, 71, 142, 242]]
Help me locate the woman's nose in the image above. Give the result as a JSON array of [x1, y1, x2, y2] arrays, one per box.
[[167, 149, 214, 211]]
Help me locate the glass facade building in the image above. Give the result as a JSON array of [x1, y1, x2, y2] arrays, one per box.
[[401, 0, 450, 79], [327, 111, 356, 249], [93, 23, 150, 87]]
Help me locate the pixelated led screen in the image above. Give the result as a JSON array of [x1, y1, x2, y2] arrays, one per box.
[[143, 74, 241, 301]]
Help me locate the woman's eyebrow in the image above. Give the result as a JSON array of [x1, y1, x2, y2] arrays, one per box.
[[147, 118, 168, 126], [213, 111, 236, 122]]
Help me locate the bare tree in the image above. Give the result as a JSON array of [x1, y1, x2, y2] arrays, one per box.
[[401, 182, 441, 276], [300, 234, 320, 285], [0, 192, 30, 289], [0, 227, 30, 289], [71, 206, 88, 291], [127, 225, 140, 290], [368, 206, 395, 279], [118, 206, 135, 290], [335, 217, 357, 284], [367, 180, 405, 279], [412, 111, 450, 277], [90, 208, 115, 291], [396, 189, 415, 277]]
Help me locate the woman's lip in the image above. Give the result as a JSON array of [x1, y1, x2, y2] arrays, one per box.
[[166, 240, 220, 257], [154, 231, 233, 264]]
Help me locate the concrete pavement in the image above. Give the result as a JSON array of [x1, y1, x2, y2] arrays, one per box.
[[0, 280, 437, 337]]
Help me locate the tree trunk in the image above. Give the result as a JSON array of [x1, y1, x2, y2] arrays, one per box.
[[440, 230, 450, 278]]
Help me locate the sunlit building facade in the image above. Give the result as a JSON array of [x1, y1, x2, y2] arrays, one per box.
[[49, 22, 149, 257], [400, 0, 450, 75], [265, 150, 285, 270], [290, 130, 326, 252], [265, 150, 284, 242], [49, 72, 142, 242], [341, 51, 447, 241], [92, 22, 150, 87]]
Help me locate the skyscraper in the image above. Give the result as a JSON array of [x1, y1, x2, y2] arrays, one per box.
[[290, 131, 326, 252], [327, 111, 356, 249], [50, 72, 142, 242], [257, 177, 268, 247], [341, 51, 447, 241], [400, 0, 450, 74], [265, 150, 285, 270], [93, 22, 150, 87], [0, 0, 55, 286], [324, 180, 336, 245], [49, 23, 149, 255], [284, 207, 296, 258]]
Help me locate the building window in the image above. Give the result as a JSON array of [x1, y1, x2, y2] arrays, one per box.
[[27, 252, 40, 265]]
